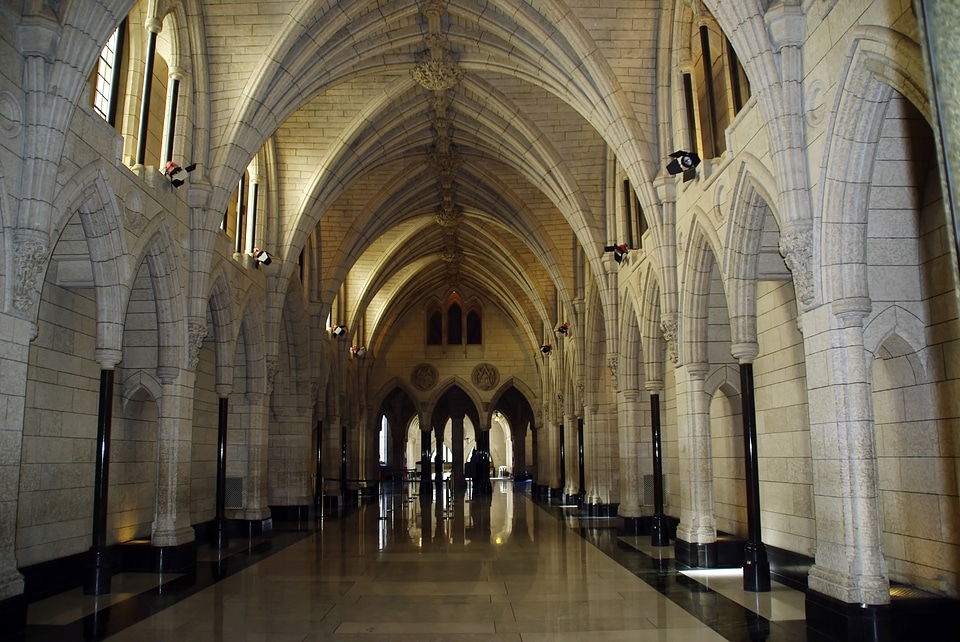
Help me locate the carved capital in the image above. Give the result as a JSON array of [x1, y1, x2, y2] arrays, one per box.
[[659, 314, 679, 365], [187, 321, 208, 370], [12, 233, 50, 318], [607, 355, 620, 390], [779, 229, 816, 309], [265, 355, 281, 395]]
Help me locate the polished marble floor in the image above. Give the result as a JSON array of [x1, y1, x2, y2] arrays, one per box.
[[20, 482, 810, 641]]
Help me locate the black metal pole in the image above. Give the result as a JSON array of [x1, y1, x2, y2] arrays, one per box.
[[421, 426, 431, 483], [558, 418, 566, 492], [650, 392, 668, 546], [213, 397, 229, 549], [434, 422, 444, 486], [340, 422, 347, 499], [740, 362, 770, 591], [84, 368, 114, 595]]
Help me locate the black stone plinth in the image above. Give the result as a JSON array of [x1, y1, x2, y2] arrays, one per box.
[[806, 590, 892, 642]]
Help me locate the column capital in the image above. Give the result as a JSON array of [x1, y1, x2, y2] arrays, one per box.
[[730, 342, 759, 363], [215, 384, 233, 398], [95, 348, 123, 369]]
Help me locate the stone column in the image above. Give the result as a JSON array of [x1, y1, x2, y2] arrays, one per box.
[[918, 0, 960, 273], [151, 368, 196, 570], [513, 422, 528, 480], [674, 363, 717, 567], [562, 413, 578, 500], [323, 414, 341, 499], [84, 349, 122, 595], [451, 414, 465, 494], [244, 392, 270, 522], [434, 420, 445, 486], [474, 428, 492, 494], [420, 423, 432, 482], [805, 304, 889, 608], [618, 389, 643, 534], [0, 314, 32, 622], [313, 419, 323, 506]]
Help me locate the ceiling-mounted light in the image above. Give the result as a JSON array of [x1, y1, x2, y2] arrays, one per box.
[[331, 325, 346, 338], [540, 343, 553, 354], [666, 150, 701, 182]]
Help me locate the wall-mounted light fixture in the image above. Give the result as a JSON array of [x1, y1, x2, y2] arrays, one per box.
[[604, 244, 628, 264], [540, 343, 553, 354], [556, 323, 569, 336], [253, 247, 272, 267], [351, 345, 366, 357], [164, 161, 197, 188], [666, 150, 700, 182], [331, 325, 347, 338]]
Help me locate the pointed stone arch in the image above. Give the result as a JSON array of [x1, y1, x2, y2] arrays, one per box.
[[680, 213, 727, 367]]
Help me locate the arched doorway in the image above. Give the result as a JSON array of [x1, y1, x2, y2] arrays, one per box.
[[430, 386, 482, 493]]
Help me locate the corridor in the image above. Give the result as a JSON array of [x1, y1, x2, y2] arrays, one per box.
[[20, 482, 809, 641]]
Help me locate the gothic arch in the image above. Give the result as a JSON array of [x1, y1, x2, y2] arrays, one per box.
[[820, 27, 930, 306], [679, 213, 727, 366]]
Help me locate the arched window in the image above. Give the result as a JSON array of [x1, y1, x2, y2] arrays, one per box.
[[427, 309, 443, 345], [91, 20, 128, 127], [447, 303, 462, 345], [466, 309, 482, 344]]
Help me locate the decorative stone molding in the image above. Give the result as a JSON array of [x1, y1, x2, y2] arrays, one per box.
[[265, 355, 281, 395], [607, 355, 619, 390], [12, 233, 50, 316], [660, 314, 679, 365], [412, 58, 463, 92], [411, 363, 438, 390], [577, 379, 585, 408], [122, 189, 145, 234], [187, 321, 208, 370], [471, 363, 499, 390], [779, 229, 816, 309], [434, 202, 463, 226], [439, 247, 461, 263], [0, 91, 22, 138]]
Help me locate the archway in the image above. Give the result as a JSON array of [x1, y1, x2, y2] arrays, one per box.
[[493, 387, 535, 481], [429, 386, 481, 493]]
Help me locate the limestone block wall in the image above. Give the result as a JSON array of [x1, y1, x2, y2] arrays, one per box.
[[19, 283, 100, 567]]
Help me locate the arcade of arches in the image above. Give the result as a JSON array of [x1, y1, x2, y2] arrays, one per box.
[[1, 0, 960, 639]]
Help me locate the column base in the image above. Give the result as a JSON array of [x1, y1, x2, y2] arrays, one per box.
[[805, 589, 892, 642], [154, 540, 197, 574], [581, 502, 619, 518], [649, 514, 671, 547], [0, 593, 26, 639], [743, 541, 771, 592], [674, 538, 716, 568], [269, 504, 311, 522]]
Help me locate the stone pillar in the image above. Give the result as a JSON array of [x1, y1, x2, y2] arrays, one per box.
[[562, 413, 578, 500], [313, 419, 323, 506], [434, 420, 445, 486], [151, 368, 197, 570], [577, 416, 585, 502], [0, 314, 31, 632], [452, 414, 465, 494], [513, 422, 528, 480], [805, 304, 890, 629], [420, 423, 432, 482], [323, 414, 341, 499], [917, 0, 960, 275], [474, 428, 492, 494], [618, 389, 643, 534], [84, 349, 122, 595], [674, 363, 717, 567], [244, 392, 270, 522]]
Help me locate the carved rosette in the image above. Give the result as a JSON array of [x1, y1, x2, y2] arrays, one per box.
[[411, 363, 438, 391], [779, 229, 815, 309], [434, 202, 463, 227], [660, 314, 679, 365], [608, 355, 620, 390], [412, 59, 463, 92], [13, 235, 50, 316], [265, 356, 281, 395], [187, 321, 208, 370], [439, 247, 461, 263], [471, 363, 499, 391]]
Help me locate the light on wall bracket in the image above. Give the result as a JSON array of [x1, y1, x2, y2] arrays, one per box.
[[666, 150, 701, 182], [604, 244, 628, 264], [331, 325, 347, 338], [540, 343, 553, 354]]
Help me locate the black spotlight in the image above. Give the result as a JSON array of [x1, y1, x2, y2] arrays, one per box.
[[540, 344, 552, 354], [666, 150, 701, 182], [556, 323, 569, 336], [332, 325, 346, 338], [605, 244, 628, 264]]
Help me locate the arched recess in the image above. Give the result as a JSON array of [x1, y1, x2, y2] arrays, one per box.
[[820, 28, 931, 305], [703, 367, 745, 538], [136, 222, 187, 372], [429, 384, 481, 490], [679, 214, 731, 369], [377, 385, 418, 479], [49, 163, 131, 356], [491, 385, 536, 480]]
